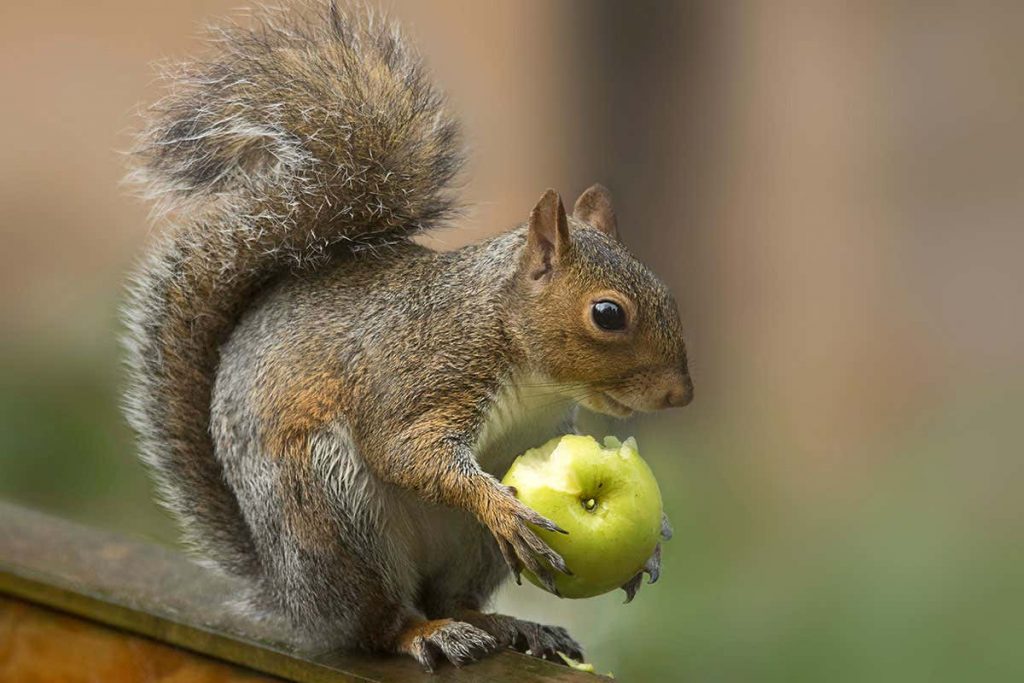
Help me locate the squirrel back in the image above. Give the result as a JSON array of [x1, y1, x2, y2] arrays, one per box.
[[122, 2, 463, 574]]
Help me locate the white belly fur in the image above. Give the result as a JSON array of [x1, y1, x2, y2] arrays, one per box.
[[474, 370, 578, 477]]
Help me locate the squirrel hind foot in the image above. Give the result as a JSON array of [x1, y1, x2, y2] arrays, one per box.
[[396, 618, 499, 672], [454, 610, 585, 664]]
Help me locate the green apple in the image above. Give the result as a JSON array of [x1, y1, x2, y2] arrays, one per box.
[[501, 434, 663, 598]]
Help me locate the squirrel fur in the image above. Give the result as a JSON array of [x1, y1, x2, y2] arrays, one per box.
[[123, 1, 692, 670]]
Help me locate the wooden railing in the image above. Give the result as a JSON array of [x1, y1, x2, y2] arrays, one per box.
[[0, 502, 600, 682]]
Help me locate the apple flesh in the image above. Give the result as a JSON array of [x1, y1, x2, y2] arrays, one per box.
[[501, 434, 663, 598]]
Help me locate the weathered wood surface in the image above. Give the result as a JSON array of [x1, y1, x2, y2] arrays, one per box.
[[0, 594, 278, 682], [0, 502, 602, 682]]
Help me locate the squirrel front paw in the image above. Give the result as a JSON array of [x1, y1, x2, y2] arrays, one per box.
[[621, 512, 673, 603], [479, 484, 573, 594]]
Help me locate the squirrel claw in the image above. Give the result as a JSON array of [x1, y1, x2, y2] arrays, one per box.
[[457, 612, 584, 664], [524, 557, 565, 593], [622, 543, 663, 602], [644, 543, 662, 584], [538, 571, 561, 597], [660, 512, 674, 541], [621, 572, 643, 603], [496, 539, 522, 584]]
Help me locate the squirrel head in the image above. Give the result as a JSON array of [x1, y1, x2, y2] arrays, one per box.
[[511, 185, 693, 418]]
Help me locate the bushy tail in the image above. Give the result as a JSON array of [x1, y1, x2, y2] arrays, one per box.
[[123, 1, 462, 575]]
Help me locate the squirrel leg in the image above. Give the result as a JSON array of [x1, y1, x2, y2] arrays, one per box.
[[394, 617, 499, 672], [366, 434, 573, 593], [454, 610, 584, 664]]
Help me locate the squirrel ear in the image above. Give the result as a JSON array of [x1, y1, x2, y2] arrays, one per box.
[[573, 183, 618, 239], [525, 189, 570, 281]]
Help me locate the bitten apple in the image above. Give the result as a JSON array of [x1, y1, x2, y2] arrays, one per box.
[[501, 434, 663, 598]]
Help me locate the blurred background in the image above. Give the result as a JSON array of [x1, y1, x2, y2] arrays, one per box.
[[1, 1, 1022, 680]]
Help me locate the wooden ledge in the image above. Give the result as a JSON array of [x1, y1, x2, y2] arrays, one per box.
[[0, 501, 601, 682]]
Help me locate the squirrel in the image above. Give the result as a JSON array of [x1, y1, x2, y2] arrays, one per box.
[[123, 1, 692, 672]]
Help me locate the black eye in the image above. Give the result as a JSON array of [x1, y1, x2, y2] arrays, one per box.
[[592, 300, 627, 331]]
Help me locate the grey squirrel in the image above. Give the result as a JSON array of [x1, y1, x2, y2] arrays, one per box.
[[123, 1, 692, 671]]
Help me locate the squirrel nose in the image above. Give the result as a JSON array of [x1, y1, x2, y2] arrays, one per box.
[[664, 374, 694, 408]]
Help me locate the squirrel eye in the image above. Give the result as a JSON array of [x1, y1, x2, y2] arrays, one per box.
[[592, 300, 627, 331]]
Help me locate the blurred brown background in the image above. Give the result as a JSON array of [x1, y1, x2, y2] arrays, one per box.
[[1, 1, 1022, 680]]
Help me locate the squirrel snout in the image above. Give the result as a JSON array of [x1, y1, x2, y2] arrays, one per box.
[[662, 373, 694, 408]]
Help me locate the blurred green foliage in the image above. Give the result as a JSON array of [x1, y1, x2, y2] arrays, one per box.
[[0, 339, 176, 546], [1, 336, 1021, 681]]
